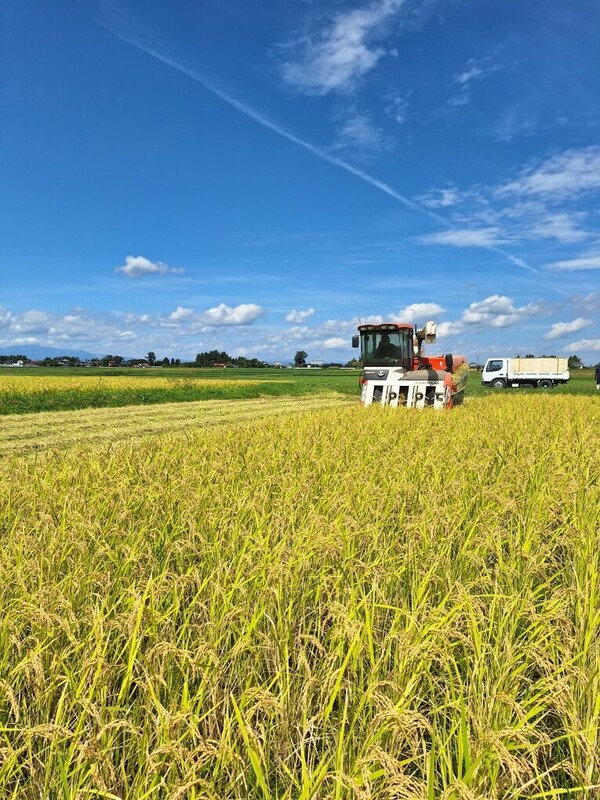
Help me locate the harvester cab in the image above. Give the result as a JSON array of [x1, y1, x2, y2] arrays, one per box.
[[352, 320, 468, 409]]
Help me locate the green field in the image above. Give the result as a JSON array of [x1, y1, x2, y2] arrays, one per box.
[[1, 377, 600, 798]]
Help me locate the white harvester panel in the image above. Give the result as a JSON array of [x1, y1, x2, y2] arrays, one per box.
[[360, 372, 451, 410]]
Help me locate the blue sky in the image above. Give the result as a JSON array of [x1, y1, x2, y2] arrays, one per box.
[[1, 0, 600, 364]]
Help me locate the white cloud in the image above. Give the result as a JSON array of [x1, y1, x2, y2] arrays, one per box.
[[419, 228, 506, 247], [0, 306, 12, 327], [354, 314, 384, 326], [11, 310, 53, 335], [572, 292, 600, 314], [418, 146, 600, 269], [385, 92, 410, 124], [496, 146, 600, 200], [281, 0, 405, 94], [448, 52, 502, 107], [9, 337, 38, 346], [332, 112, 392, 155], [544, 318, 591, 340], [396, 302, 444, 323], [565, 338, 600, 353], [418, 187, 460, 208], [0, 308, 120, 350], [436, 321, 464, 337], [528, 213, 588, 243], [196, 303, 266, 327], [170, 306, 194, 321], [0, 302, 270, 357], [493, 107, 537, 142], [288, 325, 311, 338], [461, 295, 546, 328], [546, 255, 600, 271], [454, 65, 484, 86], [115, 255, 185, 278], [323, 337, 347, 348], [286, 307, 315, 323]]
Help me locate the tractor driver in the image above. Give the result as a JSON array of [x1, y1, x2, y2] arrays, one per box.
[[375, 333, 400, 359]]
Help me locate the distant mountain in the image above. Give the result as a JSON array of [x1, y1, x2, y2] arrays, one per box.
[[0, 345, 101, 361]]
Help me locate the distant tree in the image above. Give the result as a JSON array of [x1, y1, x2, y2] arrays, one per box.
[[195, 350, 231, 366], [294, 350, 308, 367], [191, 351, 268, 368], [232, 356, 267, 368], [99, 355, 113, 367], [162, 357, 170, 366], [0, 354, 28, 364], [147, 351, 156, 366], [112, 355, 124, 365], [345, 358, 361, 368], [568, 354, 582, 368], [174, 358, 181, 366]]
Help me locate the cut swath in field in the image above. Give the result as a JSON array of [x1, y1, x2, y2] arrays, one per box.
[[0, 394, 353, 457]]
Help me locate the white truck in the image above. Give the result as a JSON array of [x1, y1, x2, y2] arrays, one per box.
[[481, 357, 569, 389]]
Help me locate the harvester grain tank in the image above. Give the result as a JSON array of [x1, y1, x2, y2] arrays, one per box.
[[352, 320, 468, 409]]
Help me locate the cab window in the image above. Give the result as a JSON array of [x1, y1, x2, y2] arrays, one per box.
[[487, 360, 503, 372]]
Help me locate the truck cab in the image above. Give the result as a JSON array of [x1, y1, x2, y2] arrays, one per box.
[[482, 358, 511, 388]]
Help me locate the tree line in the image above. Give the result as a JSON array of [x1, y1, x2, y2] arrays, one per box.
[[1, 352, 588, 369]]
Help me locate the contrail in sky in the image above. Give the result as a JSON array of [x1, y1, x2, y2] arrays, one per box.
[[109, 28, 535, 272], [111, 32, 447, 223]]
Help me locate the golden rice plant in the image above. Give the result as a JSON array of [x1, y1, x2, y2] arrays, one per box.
[[0, 394, 599, 798], [0, 375, 297, 415], [0, 375, 263, 394]]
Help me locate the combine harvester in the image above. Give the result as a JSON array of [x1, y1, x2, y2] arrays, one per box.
[[352, 320, 468, 409]]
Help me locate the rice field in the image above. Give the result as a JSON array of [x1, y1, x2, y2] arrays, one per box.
[[0, 376, 266, 394], [0, 368, 596, 416], [0, 375, 300, 415], [1, 393, 600, 798]]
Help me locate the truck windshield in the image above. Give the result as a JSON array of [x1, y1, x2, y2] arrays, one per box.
[[361, 329, 413, 368]]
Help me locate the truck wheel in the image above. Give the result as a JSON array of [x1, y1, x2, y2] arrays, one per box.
[[491, 378, 505, 388], [538, 379, 553, 388]]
